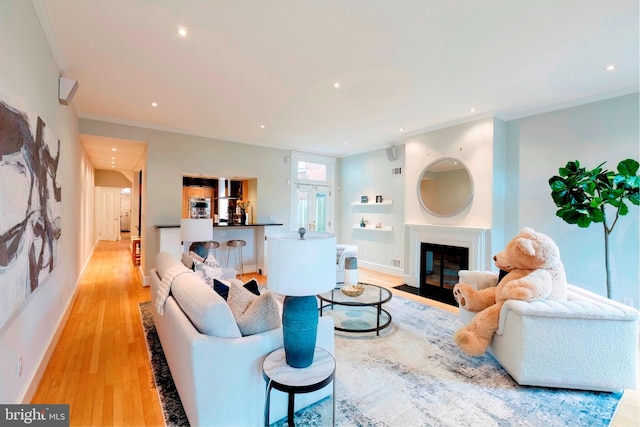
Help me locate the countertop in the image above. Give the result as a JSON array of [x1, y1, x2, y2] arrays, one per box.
[[155, 223, 283, 229]]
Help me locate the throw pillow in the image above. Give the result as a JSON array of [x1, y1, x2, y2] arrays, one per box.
[[243, 278, 260, 295], [193, 259, 224, 286], [227, 285, 281, 336], [189, 251, 205, 263], [211, 278, 261, 300], [181, 252, 194, 270], [213, 278, 231, 300], [204, 253, 221, 268]]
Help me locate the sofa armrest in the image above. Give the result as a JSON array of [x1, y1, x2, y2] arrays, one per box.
[[458, 270, 499, 290], [336, 244, 358, 271]]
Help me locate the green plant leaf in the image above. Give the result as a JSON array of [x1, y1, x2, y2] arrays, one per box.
[[618, 159, 639, 176], [618, 202, 629, 216]]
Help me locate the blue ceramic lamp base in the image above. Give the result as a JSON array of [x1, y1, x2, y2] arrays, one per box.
[[282, 295, 319, 368]]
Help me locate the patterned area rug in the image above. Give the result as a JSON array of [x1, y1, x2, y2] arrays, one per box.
[[139, 302, 189, 426], [139, 296, 622, 427]]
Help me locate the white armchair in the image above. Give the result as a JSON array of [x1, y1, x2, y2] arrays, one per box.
[[457, 270, 639, 392], [336, 244, 358, 283]]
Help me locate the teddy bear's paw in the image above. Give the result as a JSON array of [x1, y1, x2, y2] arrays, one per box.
[[453, 283, 475, 308], [454, 329, 490, 356]]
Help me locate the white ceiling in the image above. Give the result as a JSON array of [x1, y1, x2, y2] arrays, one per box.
[[34, 0, 639, 171]]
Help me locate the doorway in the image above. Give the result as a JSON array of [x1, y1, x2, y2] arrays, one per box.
[[96, 186, 121, 241]]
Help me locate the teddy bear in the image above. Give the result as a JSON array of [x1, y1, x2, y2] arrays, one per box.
[[452, 227, 567, 356]]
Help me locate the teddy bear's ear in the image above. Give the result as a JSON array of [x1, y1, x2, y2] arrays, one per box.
[[516, 237, 536, 256]]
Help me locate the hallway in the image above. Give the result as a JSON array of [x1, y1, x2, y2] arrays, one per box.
[[32, 237, 164, 426]]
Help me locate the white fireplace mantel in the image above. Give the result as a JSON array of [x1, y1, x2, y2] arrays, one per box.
[[403, 224, 491, 287]]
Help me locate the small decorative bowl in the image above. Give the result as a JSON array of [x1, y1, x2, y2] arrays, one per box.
[[341, 284, 365, 297]]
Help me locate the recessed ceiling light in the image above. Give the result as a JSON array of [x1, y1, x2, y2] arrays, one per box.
[[343, 141, 348, 144], [333, 82, 340, 89], [399, 128, 405, 133], [151, 102, 158, 107], [111, 148, 117, 152], [260, 124, 265, 129], [177, 27, 188, 37], [470, 108, 477, 113], [604, 64, 617, 71], [111, 157, 115, 160]]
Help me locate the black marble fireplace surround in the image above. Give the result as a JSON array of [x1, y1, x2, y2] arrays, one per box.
[[419, 243, 469, 306]]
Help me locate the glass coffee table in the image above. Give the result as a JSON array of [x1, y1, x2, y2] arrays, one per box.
[[317, 283, 392, 335]]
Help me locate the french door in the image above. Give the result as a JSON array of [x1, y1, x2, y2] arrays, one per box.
[[294, 184, 333, 233]]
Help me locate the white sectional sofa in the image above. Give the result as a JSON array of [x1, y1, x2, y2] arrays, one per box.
[[150, 252, 335, 426], [458, 270, 639, 392]]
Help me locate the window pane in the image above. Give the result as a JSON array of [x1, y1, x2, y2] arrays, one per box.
[[297, 161, 327, 181], [315, 192, 327, 232], [296, 190, 309, 229]]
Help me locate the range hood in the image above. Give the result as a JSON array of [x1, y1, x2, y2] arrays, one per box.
[[217, 178, 238, 199]]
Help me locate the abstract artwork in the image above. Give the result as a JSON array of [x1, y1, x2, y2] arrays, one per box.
[[0, 97, 62, 330]]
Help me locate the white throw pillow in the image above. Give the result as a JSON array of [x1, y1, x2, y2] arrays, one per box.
[[204, 253, 221, 268], [193, 259, 224, 286]]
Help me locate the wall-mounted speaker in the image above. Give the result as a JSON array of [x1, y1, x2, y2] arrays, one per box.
[[58, 77, 79, 105], [386, 146, 397, 161]]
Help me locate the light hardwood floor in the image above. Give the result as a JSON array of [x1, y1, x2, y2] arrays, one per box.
[[32, 237, 639, 426]]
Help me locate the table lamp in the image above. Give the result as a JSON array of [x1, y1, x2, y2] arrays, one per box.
[[267, 228, 335, 368], [180, 218, 213, 254]]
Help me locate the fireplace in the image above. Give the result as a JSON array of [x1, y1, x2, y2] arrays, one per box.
[[419, 243, 469, 306]]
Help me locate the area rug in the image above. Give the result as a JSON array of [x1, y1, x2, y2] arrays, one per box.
[[139, 296, 622, 427], [139, 302, 189, 426]]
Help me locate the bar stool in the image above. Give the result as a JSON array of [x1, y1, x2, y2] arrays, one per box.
[[226, 239, 247, 275], [189, 241, 220, 261], [205, 241, 220, 261]]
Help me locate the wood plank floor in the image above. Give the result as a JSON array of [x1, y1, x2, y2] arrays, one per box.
[[32, 236, 638, 426]]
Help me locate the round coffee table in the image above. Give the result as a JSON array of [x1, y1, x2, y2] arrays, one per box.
[[317, 283, 392, 335]]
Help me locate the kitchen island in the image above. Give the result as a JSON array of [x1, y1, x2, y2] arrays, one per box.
[[155, 223, 284, 275]]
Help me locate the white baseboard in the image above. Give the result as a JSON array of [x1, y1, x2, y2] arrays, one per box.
[[357, 260, 403, 277]]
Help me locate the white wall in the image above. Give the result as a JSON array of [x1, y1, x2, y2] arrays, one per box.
[[404, 117, 506, 255], [78, 119, 293, 276], [0, 0, 94, 403], [338, 146, 405, 274], [508, 93, 639, 304]]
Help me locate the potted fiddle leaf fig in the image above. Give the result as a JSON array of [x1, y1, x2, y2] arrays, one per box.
[[548, 158, 639, 298]]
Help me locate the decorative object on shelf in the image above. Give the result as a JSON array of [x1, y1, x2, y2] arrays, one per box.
[[180, 218, 213, 252], [267, 228, 335, 368], [375, 222, 382, 229], [361, 195, 369, 203], [548, 158, 639, 298], [341, 283, 365, 297], [376, 195, 383, 203], [359, 218, 368, 227]]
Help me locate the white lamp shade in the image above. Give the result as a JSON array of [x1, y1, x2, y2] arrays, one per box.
[[180, 218, 213, 243], [267, 231, 336, 296]]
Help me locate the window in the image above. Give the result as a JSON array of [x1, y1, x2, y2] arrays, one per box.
[[290, 152, 335, 233]]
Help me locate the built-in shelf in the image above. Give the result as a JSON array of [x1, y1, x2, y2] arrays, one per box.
[[351, 225, 393, 231], [351, 200, 393, 206]]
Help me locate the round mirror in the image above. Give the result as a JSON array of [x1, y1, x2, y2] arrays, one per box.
[[418, 158, 473, 216]]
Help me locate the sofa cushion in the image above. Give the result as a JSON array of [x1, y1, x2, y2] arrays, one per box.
[[227, 284, 281, 336], [171, 272, 241, 338]]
